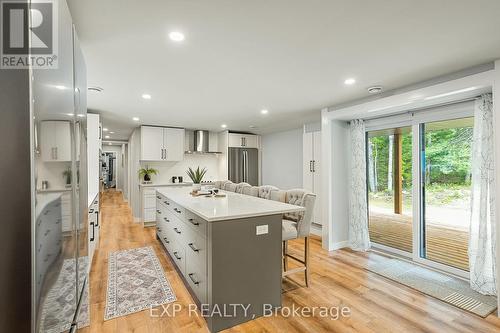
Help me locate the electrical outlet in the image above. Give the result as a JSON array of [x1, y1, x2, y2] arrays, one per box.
[[256, 224, 268, 235]]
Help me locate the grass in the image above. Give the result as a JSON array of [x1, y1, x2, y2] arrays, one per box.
[[369, 183, 471, 209]]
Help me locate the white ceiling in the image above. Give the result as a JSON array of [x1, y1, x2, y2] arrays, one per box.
[[67, 0, 500, 140]]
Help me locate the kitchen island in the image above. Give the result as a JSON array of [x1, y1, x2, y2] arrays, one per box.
[[155, 186, 304, 332]]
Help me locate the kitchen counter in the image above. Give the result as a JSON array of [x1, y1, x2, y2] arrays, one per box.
[[156, 187, 300, 332], [156, 186, 304, 222]]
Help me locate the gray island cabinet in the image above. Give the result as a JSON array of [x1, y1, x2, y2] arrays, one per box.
[[155, 186, 304, 332]]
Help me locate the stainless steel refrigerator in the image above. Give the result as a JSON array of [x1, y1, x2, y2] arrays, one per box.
[[0, 1, 88, 332], [228, 148, 259, 186]]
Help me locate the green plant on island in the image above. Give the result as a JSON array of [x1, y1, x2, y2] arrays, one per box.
[[186, 166, 207, 184]]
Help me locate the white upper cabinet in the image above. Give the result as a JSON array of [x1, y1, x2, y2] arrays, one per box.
[[164, 127, 185, 161], [303, 130, 321, 225], [141, 126, 185, 161], [228, 133, 259, 148], [40, 121, 72, 162], [141, 126, 164, 161]]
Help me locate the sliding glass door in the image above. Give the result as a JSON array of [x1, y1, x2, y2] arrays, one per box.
[[366, 110, 474, 275], [367, 127, 413, 254], [419, 117, 473, 271]]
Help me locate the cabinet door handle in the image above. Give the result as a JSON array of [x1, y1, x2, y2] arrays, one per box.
[[157, 195, 161, 199], [309, 161, 313, 172], [163, 217, 170, 222], [173, 252, 182, 260], [174, 227, 181, 234], [188, 273, 200, 285], [188, 243, 200, 252], [156, 210, 161, 214], [163, 237, 170, 244], [89, 209, 94, 213], [157, 227, 162, 232], [55, 147, 58, 160], [95, 211, 99, 227], [313, 160, 316, 172], [164, 201, 170, 205], [164, 149, 167, 160], [174, 208, 181, 214], [188, 218, 199, 226], [90, 222, 95, 241]]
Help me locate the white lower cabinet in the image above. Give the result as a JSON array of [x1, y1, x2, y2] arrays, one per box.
[[142, 187, 157, 225], [88, 194, 100, 271]]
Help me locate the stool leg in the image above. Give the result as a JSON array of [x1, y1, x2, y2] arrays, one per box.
[[283, 240, 288, 272], [304, 237, 310, 287]]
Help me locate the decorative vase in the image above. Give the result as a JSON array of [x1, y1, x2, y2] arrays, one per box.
[[192, 183, 202, 192], [144, 174, 151, 182]]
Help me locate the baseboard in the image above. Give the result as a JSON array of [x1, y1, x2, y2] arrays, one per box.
[[331, 241, 349, 250], [310, 223, 322, 237]]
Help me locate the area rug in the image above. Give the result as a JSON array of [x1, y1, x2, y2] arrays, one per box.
[[366, 258, 497, 317], [105, 246, 176, 320], [39, 257, 90, 333]]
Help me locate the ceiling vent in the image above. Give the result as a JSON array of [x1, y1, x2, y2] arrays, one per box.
[[367, 86, 383, 94]]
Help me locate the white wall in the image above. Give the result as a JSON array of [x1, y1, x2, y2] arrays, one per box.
[[140, 154, 220, 184], [261, 128, 303, 189], [493, 60, 500, 310]]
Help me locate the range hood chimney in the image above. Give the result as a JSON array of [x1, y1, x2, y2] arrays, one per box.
[[185, 130, 221, 154]]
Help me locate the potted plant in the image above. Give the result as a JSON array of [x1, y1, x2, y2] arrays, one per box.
[[138, 166, 159, 183], [63, 168, 72, 187], [187, 166, 207, 192]]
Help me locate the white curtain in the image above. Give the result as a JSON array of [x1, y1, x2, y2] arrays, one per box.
[[349, 119, 371, 251], [469, 93, 496, 295]]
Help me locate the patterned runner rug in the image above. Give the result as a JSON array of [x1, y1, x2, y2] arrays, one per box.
[[105, 246, 176, 320]]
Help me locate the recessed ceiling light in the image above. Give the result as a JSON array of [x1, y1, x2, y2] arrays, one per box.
[[103, 128, 108, 132], [55, 85, 66, 90], [109, 131, 115, 134], [344, 78, 356, 85], [77, 114, 85, 118], [142, 93, 151, 99], [249, 125, 257, 129], [169, 31, 185, 42], [133, 117, 140, 121], [104, 135, 110, 139], [108, 143, 112, 146], [260, 109, 269, 115], [66, 113, 74, 116], [221, 124, 227, 128]]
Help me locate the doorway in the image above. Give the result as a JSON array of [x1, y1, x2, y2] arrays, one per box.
[[366, 104, 474, 276]]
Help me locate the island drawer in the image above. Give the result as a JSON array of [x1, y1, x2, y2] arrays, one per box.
[[183, 209, 207, 238], [169, 201, 186, 219], [185, 249, 207, 305], [183, 223, 207, 268], [170, 240, 186, 276]]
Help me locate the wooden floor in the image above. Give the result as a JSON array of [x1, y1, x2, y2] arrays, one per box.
[[80, 190, 500, 333], [369, 212, 469, 271]]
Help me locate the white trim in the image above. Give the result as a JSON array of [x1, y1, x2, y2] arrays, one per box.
[[413, 256, 469, 279], [331, 241, 349, 250], [310, 223, 322, 237], [371, 242, 412, 259]]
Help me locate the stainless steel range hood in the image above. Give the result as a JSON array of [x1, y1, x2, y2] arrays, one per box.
[[185, 130, 222, 154]]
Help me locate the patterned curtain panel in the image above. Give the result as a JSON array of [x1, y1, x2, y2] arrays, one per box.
[[469, 93, 496, 295], [349, 119, 371, 251]]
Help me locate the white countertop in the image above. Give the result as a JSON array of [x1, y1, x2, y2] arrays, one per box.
[[157, 186, 304, 222], [139, 182, 192, 187]]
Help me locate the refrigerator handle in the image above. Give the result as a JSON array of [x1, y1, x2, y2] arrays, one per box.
[[244, 150, 249, 182]]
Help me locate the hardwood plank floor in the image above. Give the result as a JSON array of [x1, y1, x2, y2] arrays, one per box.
[[80, 190, 500, 333]]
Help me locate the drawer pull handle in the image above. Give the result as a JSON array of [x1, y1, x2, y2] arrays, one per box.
[[163, 237, 170, 244], [163, 218, 170, 222], [156, 210, 161, 214], [188, 243, 200, 252], [174, 228, 181, 234], [164, 201, 170, 205], [173, 252, 182, 260], [188, 218, 200, 226], [157, 196, 161, 199], [174, 208, 181, 213], [157, 228, 161, 232], [89, 209, 94, 213], [188, 273, 200, 285]]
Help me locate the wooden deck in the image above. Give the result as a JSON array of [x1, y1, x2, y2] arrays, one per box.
[[369, 211, 469, 271]]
